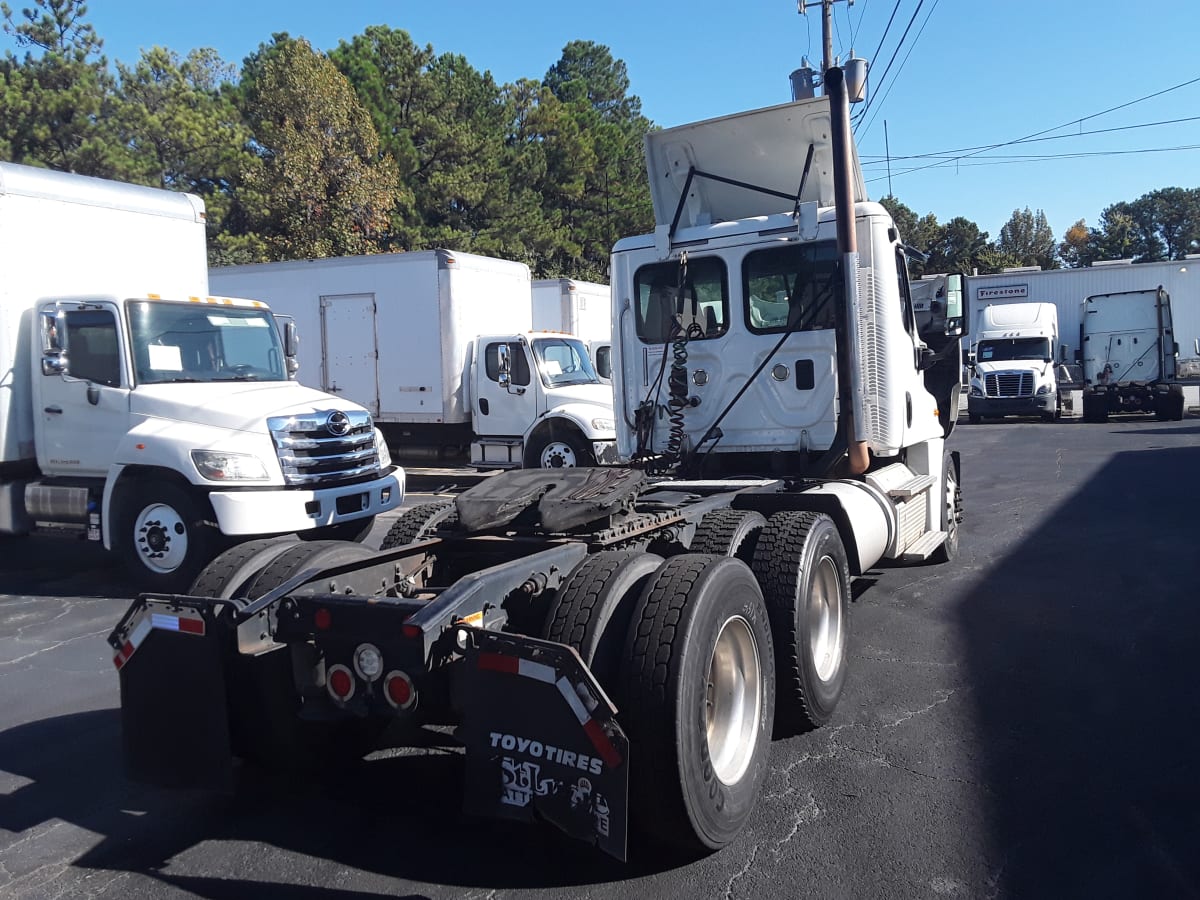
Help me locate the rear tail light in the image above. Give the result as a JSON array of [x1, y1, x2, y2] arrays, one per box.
[[384, 670, 416, 710], [327, 664, 355, 702], [314, 608, 332, 631]]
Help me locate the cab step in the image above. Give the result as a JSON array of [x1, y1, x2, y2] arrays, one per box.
[[888, 474, 935, 500], [902, 529, 947, 562]]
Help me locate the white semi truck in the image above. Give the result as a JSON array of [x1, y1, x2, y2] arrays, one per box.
[[110, 66, 968, 861], [1079, 286, 1186, 422], [532, 278, 614, 383], [967, 301, 1060, 423], [211, 252, 618, 469], [0, 162, 402, 590]]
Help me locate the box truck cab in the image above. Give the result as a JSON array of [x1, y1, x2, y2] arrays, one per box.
[[532, 278, 614, 384], [210, 251, 618, 470], [967, 302, 1060, 423], [0, 163, 402, 590]]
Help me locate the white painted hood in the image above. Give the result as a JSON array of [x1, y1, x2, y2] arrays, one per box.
[[130, 381, 368, 433]]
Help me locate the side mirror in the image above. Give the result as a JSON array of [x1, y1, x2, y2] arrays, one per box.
[[42, 349, 67, 376], [917, 347, 938, 371], [283, 320, 299, 358], [497, 343, 511, 388]]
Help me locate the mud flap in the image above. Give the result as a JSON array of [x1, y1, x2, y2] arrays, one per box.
[[111, 598, 233, 792], [454, 629, 630, 861]]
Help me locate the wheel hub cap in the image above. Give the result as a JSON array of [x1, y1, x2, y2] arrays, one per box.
[[540, 441, 577, 468], [705, 615, 762, 785], [135, 502, 188, 574], [808, 557, 845, 683]]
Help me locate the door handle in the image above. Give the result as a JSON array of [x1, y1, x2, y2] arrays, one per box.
[[329, 385, 344, 393], [44, 405, 62, 414]]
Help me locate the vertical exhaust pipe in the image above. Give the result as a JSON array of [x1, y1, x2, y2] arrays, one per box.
[[825, 66, 870, 476]]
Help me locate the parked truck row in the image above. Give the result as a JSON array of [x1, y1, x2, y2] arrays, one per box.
[[111, 66, 969, 861], [211, 253, 618, 469], [0, 162, 402, 590]]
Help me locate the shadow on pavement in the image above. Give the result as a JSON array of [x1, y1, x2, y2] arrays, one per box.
[[0, 706, 683, 893], [959, 444, 1200, 897]]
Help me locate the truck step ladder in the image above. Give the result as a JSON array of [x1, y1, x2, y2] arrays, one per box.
[[902, 529, 948, 562], [888, 474, 935, 500]]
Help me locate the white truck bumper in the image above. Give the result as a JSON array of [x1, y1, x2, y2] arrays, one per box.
[[209, 469, 405, 535]]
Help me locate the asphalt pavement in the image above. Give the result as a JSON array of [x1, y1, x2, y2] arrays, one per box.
[[2, 414, 1199, 899]]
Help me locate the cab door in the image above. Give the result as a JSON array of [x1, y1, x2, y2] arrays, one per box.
[[472, 336, 538, 439], [34, 302, 131, 476]]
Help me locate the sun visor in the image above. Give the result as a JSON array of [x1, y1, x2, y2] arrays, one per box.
[[644, 96, 867, 230]]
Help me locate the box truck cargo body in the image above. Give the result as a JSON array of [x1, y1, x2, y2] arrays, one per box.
[[0, 162, 402, 589], [532, 278, 613, 382], [211, 251, 618, 469], [966, 302, 1060, 422]]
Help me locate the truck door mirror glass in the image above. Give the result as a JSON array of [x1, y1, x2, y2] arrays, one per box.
[[283, 320, 299, 358], [496, 343, 511, 387], [943, 274, 965, 337]]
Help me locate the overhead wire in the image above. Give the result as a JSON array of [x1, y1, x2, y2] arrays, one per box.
[[864, 144, 1200, 183], [852, 0, 925, 134], [856, 0, 941, 140]]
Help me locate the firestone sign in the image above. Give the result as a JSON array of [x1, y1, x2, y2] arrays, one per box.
[[978, 284, 1029, 300]]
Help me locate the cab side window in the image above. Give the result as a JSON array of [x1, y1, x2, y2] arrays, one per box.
[[634, 257, 728, 343], [65, 309, 122, 387], [895, 250, 917, 337], [483, 342, 531, 386]]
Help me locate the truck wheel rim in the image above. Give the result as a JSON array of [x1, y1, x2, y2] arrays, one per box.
[[134, 502, 187, 574], [944, 467, 960, 543], [705, 615, 762, 785], [539, 441, 577, 468], [808, 557, 844, 683]]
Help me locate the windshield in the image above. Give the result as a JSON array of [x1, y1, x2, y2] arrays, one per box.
[[977, 337, 1051, 363], [531, 337, 600, 388], [129, 301, 288, 384]]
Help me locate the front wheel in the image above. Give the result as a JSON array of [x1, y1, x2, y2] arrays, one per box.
[[115, 479, 221, 592], [525, 430, 595, 469], [930, 453, 962, 565]]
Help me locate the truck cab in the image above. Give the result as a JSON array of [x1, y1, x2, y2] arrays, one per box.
[[966, 302, 1060, 423], [470, 331, 617, 468]]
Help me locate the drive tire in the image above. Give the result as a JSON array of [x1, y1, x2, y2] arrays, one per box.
[[188, 536, 297, 598], [115, 478, 221, 593], [752, 512, 850, 733], [689, 509, 767, 564], [621, 554, 775, 853], [380, 502, 458, 549], [525, 430, 595, 469], [542, 550, 662, 697], [300, 517, 375, 543]]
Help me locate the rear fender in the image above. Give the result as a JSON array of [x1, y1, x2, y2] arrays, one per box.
[[453, 627, 630, 861], [109, 596, 234, 791]]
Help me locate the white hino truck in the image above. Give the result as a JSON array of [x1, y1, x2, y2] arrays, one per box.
[[109, 65, 967, 861], [0, 162, 402, 590], [532, 278, 614, 383], [967, 302, 1061, 423], [211, 252, 618, 469]]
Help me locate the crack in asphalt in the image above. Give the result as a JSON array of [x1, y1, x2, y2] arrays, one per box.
[[0, 627, 110, 667], [723, 844, 758, 900]]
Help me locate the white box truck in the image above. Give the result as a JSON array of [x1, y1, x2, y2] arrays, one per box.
[[532, 278, 613, 383], [967, 301, 1060, 423], [210, 251, 619, 469], [0, 162, 403, 589], [1079, 287, 1186, 422]]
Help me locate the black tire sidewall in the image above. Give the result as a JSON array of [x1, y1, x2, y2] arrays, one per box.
[[672, 558, 775, 849], [791, 518, 850, 721]]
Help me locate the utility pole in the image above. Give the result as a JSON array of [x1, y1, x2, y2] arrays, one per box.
[[885, 119, 893, 197], [798, 0, 853, 75]]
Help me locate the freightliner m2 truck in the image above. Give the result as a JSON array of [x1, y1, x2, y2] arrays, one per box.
[[0, 162, 402, 590], [967, 301, 1060, 423], [211, 252, 618, 469], [532, 278, 614, 383], [1079, 287, 1186, 422], [109, 66, 967, 861]]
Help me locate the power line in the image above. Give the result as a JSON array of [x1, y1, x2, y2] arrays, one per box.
[[869, 74, 1200, 182], [856, 0, 940, 141], [859, 114, 1200, 163], [853, 0, 924, 135], [849, 0, 869, 48]]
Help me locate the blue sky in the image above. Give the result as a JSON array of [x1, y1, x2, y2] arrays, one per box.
[[24, 0, 1200, 243]]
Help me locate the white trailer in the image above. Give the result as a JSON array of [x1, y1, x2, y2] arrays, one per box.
[[0, 162, 402, 589], [532, 278, 614, 382], [211, 251, 618, 469], [966, 302, 1060, 422]]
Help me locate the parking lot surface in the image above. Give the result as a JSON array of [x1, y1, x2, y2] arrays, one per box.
[[2, 415, 1199, 899]]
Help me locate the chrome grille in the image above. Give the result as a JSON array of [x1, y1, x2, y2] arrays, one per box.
[[268, 409, 381, 486], [984, 372, 1033, 398]]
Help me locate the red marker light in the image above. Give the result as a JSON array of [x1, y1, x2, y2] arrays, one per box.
[[384, 671, 415, 709], [327, 664, 355, 702], [314, 608, 332, 631]]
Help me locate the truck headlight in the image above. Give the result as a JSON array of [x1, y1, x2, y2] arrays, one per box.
[[1036, 383, 1052, 395], [191, 450, 269, 482], [969, 383, 984, 397], [374, 428, 392, 468], [591, 417, 615, 432]]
